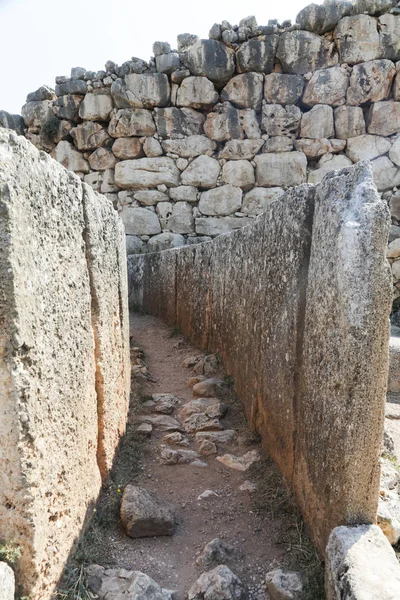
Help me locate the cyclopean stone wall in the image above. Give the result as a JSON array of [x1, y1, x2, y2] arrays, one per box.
[[128, 161, 392, 554], [8, 0, 400, 305], [0, 129, 130, 599]]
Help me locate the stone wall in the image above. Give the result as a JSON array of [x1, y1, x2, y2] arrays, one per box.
[[0, 129, 130, 599], [128, 161, 392, 554], [10, 0, 400, 305]]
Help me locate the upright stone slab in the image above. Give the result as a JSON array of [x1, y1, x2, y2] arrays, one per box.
[[294, 161, 392, 553]]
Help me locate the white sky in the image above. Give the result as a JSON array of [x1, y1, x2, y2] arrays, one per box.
[[0, 0, 316, 114]]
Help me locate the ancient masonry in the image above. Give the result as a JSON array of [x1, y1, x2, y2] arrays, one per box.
[[2, 0, 400, 304], [0, 129, 130, 598]]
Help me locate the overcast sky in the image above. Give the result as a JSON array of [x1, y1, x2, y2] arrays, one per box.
[[0, 0, 315, 114]]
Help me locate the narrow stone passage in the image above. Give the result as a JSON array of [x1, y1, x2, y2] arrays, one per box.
[[82, 312, 323, 599]]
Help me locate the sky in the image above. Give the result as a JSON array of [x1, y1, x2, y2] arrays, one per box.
[[0, 0, 316, 114]]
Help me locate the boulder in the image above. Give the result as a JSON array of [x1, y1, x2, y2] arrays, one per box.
[[294, 138, 346, 159], [254, 152, 307, 187], [302, 66, 349, 106], [169, 186, 198, 202], [221, 72, 264, 111], [115, 157, 180, 189], [301, 105, 334, 139], [335, 15, 381, 64], [187, 565, 247, 600], [199, 185, 243, 216], [352, 0, 397, 15], [134, 190, 169, 206], [0, 562, 15, 600], [160, 446, 200, 464], [277, 30, 338, 75], [334, 105, 366, 139], [27, 85, 56, 102], [120, 207, 162, 235], [88, 148, 117, 171], [183, 413, 224, 434], [219, 139, 264, 160], [161, 135, 216, 158], [53, 94, 82, 122], [79, 93, 113, 121], [126, 235, 147, 255], [296, 0, 352, 34], [112, 73, 170, 109], [176, 76, 218, 109], [143, 137, 163, 157], [346, 134, 391, 162], [51, 140, 89, 173], [55, 80, 87, 96], [367, 101, 400, 136], [192, 378, 224, 397], [0, 110, 25, 135], [181, 155, 220, 188], [308, 154, 353, 184], [265, 569, 304, 600], [70, 121, 110, 151], [371, 156, 400, 191], [196, 539, 237, 569], [21, 100, 53, 128], [242, 187, 284, 216], [183, 39, 235, 86], [154, 107, 204, 138], [262, 104, 301, 138], [147, 233, 185, 252], [264, 73, 304, 105], [112, 137, 143, 159], [379, 14, 400, 62], [221, 161, 254, 191], [156, 52, 181, 75], [87, 566, 174, 600], [236, 36, 279, 74], [390, 136, 400, 167], [167, 201, 194, 234], [204, 102, 241, 142], [108, 108, 156, 138], [195, 216, 252, 236], [216, 451, 260, 471], [347, 59, 396, 106]]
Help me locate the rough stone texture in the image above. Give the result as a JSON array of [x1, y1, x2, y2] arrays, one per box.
[[199, 185, 242, 216], [115, 157, 180, 189], [264, 73, 304, 105], [221, 73, 264, 111], [294, 162, 391, 552], [187, 565, 247, 600], [254, 152, 307, 187], [154, 107, 204, 138], [346, 134, 391, 162], [113, 73, 170, 109], [176, 76, 218, 109], [70, 121, 110, 151], [87, 565, 175, 600], [79, 93, 113, 121], [181, 155, 220, 188], [236, 36, 278, 74], [183, 39, 236, 86], [302, 66, 349, 107], [108, 108, 156, 138], [325, 525, 400, 599], [162, 135, 216, 158], [300, 105, 334, 139], [0, 129, 129, 598], [334, 105, 366, 139], [262, 104, 301, 138], [120, 485, 175, 538], [335, 15, 381, 64], [308, 154, 353, 184], [120, 206, 162, 235], [347, 59, 396, 106], [0, 562, 15, 600], [277, 30, 338, 74], [388, 336, 400, 393], [367, 101, 400, 136], [265, 569, 304, 600]]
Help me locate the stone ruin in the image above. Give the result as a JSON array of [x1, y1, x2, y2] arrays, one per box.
[[1, 0, 400, 598]]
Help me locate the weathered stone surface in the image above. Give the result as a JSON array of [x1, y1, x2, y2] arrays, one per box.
[[112, 73, 170, 109], [264, 73, 304, 105], [353, 0, 396, 15], [70, 121, 110, 151], [115, 157, 180, 189], [325, 525, 400, 600], [27, 85, 56, 103], [0, 110, 25, 135], [88, 147, 117, 171], [301, 105, 334, 139], [162, 135, 216, 158], [79, 93, 113, 121], [187, 565, 247, 600], [295, 162, 392, 551], [147, 233, 185, 252], [345, 134, 391, 162], [87, 565, 174, 600], [169, 186, 198, 202], [242, 187, 284, 216], [195, 216, 252, 236], [254, 152, 307, 187], [219, 139, 264, 160], [112, 137, 143, 159], [176, 76, 218, 109], [347, 59, 396, 106], [217, 450, 260, 471], [334, 105, 366, 139], [371, 156, 400, 191], [157, 202, 173, 228], [53, 94, 82, 122], [108, 108, 156, 138], [236, 36, 278, 74], [126, 235, 147, 255], [154, 107, 204, 138], [120, 485, 175, 538], [120, 207, 162, 235], [294, 138, 346, 159], [379, 14, 400, 61], [168, 201, 194, 233], [51, 140, 90, 173], [394, 62, 400, 101], [265, 569, 304, 600], [388, 336, 400, 393], [55, 79, 87, 96], [181, 155, 220, 188], [203, 102, 241, 142], [199, 185, 243, 216], [367, 101, 400, 136], [221, 72, 264, 111], [302, 66, 349, 106], [156, 52, 181, 75], [262, 136, 292, 155], [335, 15, 381, 64], [221, 161, 254, 190], [21, 100, 53, 128], [308, 154, 353, 184], [133, 191, 167, 206], [296, 0, 352, 34], [0, 562, 15, 600], [277, 30, 338, 74], [390, 136, 400, 167], [262, 104, 301, 138], [183, 39, 235, 86]]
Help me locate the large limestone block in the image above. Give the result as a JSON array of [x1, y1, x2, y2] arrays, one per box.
[[183, 39, 235, 86], [254, 152, 307, 187], [262, 104, 301, 138], [147, 232, 185, 252], [236, 36, 278, 74], [120, 206, 162, 235], [161, 135, 216, 158], [176, 76, 218, 109], [70, 121, 110, 151], [108, 108, 156, 138], [295, 138, 346, 159], [167, 201, 194, 234], [203, 102, 241, 142], [21, 100, 53, 128], [352, 0, 397, 15], [53, 94, 82, 122], [371, 156, 400, 191], [51, 140, 90, 173], [325, 525, 400, 599], [379, 14, 400, 61], [367, 101, 400, 136], [264, 73, 304, 105], [181, 155, 220, 188], [156, 52, 181, 75], [308, 154, 353, 184], [112, 137, 143, 159], [294, 161, 392, 552], [114, 73, 170, 109], [242, 187, 284, 216], [0, 562, 15, 600], [88, 147, 117, 171], [199, 185, 243, 216], [335, 15, 381, 64], [0, 130, 102, 598], [277, 30, 338, 75], [302, 67, 349, 107], [154, 107, 204, 138], [346, 134, 391, 162], [296, 0, 352, 34], [79, 93, 113, 121], [221, 160, 254, 190], [347, 59, 396, 105], [221, 72, 264, 111], [301, 105, 334, 139], [55, 79, 87, 96], [219, 139, 264, 160], [195, 215, 252, 236], [115, 157, 180, 189], [334, 105, 366, 139]]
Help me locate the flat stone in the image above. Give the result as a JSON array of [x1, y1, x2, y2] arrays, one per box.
[[162, 135, 216, 158], [302, 66, 349, 106], [308, 154, 353, 184], [294, 138, 346, 159], [147, 233, 185, 252], [79, 94, 113, 121], [120, 207, 161, 235], [176, 76, 218, 109], [346, 134, 392, 162], [371, 156, 400, 191], [181, 155, 220, 188], [160, 446, 200, 464], [187, 565, 247, 600], [216, 450, 260, 471], [0, 563, 15, 600], [183, 39, 235, 86], [221, 73, 264, 111], [87, 566, 174, 600], [203, 102, 241, 142], [221, 162, 254, 191], [135, 414, 182, 431], [108, 108, 156, 138], [167, 201, 194, 234], [335, 15, 381, 64], [51, 140, 89, 173], [264, 73, 304, 105], [120, 485, 175, 538], [183, 414, 224, 434], [254, 152, 307, 188], [262, 104, 301, 138], [179, 398, 226, 420], [112, 137, 143, 159], [236, 36, 279, 74], [154, 107, 204, 138], [300, 105, 334, 139], [55, 80, 87, 96], [334, 105, 366, 139], [265, 569, 304, 600], [115, 157, 180, 189], [195, 430, 237, 444], [137, 422, 153, 435], [277, 30, 338, 75], [367, 101, 400, 136], [219, 139, 264, 160], [192, 378, 224, 397], [147, 393, 180, 414], [347, 59, 396, 106], [195, 216, 252, 236], [242, 187, 284, 216], [70, 121, 110, 151], [134, 190, 169, 206]]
